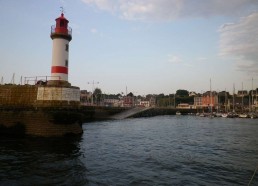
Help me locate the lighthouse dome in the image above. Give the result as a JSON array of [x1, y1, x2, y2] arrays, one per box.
[[50, 13, 72, 41]]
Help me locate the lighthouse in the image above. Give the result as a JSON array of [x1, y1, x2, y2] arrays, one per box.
[[49, 13, 72, 85]]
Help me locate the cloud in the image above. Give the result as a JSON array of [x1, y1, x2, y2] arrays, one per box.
[[90, 28, 98, 34], [168, 55, 182, 64], [81, 0, 258, 21], [197, 57, 208, 62], [81, 0, 117, 12], [219, 12, 258, 74]]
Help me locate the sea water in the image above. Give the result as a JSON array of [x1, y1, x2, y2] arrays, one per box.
[[1, 116, 258, 185]]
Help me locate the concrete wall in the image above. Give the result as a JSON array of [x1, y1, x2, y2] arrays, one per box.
[[0, 85, 38, 106], [37, 87, 80, 101], [0, 109, 82, 137], [0, 84, 80, 108]]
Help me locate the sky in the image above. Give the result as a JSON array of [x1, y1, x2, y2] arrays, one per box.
[[1, 0, 258, 95]]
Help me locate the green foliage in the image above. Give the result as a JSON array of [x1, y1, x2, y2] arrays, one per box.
[[93, 88, 102, 95], [102, 94, 120, 99], [156, 97, 174, 107], [127, 92, 134, 97], [156, 94, 194, 107], [176, 89, 189, 97], [93, 88, 102, 104]]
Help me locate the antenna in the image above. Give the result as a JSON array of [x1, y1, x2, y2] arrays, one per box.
[[11, 73, 15, 84], [20, 76, 23, 85], [60, 6, 65, 14], [87, 80, 100, 105]]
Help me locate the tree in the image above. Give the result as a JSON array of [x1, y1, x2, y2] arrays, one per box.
[[127, 92, 134, 97], [157, 93, 165, 98], [93, 88, 102, 95], [176, 89, 189, 97], [93, 88, 102, 105]]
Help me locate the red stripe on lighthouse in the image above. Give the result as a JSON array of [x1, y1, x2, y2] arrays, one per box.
[[51, 66, 68, 74]]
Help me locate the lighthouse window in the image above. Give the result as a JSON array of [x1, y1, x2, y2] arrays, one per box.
[[66, 44, 69, 52], [65, 60, 68, 67], [60, 20, 64, 27]]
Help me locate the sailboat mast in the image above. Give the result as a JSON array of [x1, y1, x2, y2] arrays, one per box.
[[174, 93, 176, 108], [252, 77, 253, 112], [225, 89, 227, 112], [242, 82, 244, 113], [210, 78, 212, 113], [233, 83, 235, 112]]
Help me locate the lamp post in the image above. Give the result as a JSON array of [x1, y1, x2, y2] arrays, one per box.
[[87, 80, 99, 105]]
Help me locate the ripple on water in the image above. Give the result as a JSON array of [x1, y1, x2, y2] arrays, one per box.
[[1, 116, 258, 185]]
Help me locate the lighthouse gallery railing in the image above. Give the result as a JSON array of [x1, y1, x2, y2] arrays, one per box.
[[50, 25, 72, 36]]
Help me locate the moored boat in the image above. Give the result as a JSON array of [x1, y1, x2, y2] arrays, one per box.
[[249, 113, 258, 119], [176, 111, 181, 115], [199, 113, 205, 117], [239, 113, 248, 118], [215, 113, 222, 117], [228, 112, 238, 118], [221, 113, 228, 118]]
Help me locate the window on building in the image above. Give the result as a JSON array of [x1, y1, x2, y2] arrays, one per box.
[[65, 60, 68, 67], [66, 44, 69, 52]]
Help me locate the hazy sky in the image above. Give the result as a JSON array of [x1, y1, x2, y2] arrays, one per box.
[[1, 0, 258, 95]]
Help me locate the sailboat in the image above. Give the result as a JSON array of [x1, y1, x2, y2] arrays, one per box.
[[239, 82, 249, 118], [231, 84, 239, 118], [209, 78, 214, 118]]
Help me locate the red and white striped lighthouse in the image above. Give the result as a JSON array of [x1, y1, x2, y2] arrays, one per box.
[[50, 13, 72, 82]]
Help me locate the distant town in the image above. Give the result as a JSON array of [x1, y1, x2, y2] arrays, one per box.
[[80, 87, 258, 113]]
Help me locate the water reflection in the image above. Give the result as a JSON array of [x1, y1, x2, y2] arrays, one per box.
[[0, 136, 88, 185]]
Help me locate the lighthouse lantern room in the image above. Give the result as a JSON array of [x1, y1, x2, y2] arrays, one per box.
[[49, 13, 72, 85]]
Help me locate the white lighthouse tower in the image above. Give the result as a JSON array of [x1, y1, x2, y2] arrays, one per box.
[[49, 12, 72, 85]]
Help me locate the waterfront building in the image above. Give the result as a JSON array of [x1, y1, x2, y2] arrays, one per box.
[[194, 95, 203, 109], [139, 101, 150, 107], [80, 90, 92, 105], [202, 91, 218, 109], [189, 91, 197, 97], [123, 96, 134, 107], [234, 96, 249, 111], [177, 103, 193, 109], [149, 96, 156, 107], [237, 90, 248, 97], [103, 98, 121, 107]]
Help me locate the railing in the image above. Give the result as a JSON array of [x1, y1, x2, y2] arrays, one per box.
[[24, 76, 61, 85], [51, 25, 72, 36]]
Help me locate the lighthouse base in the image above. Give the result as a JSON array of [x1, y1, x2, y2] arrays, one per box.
[[47, 80, 71, 87]]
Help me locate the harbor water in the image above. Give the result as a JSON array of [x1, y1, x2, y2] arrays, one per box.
[[1, 116, 258, 185]]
